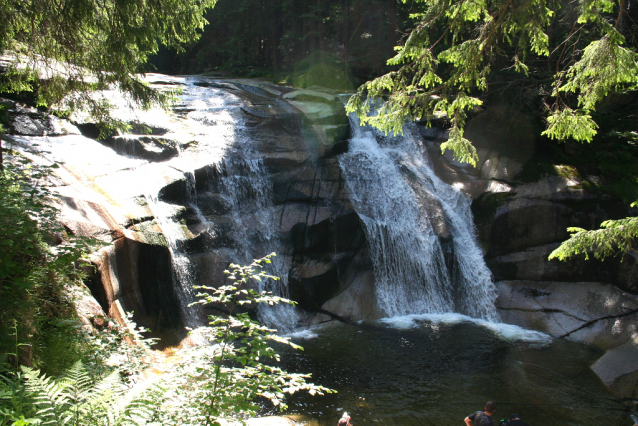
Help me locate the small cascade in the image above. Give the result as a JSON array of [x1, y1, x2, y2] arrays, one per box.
[[143, 182, 205, 333], [167, 77, 298, 330], [202, 131, 299, 329], [339, 116, 499, 321]]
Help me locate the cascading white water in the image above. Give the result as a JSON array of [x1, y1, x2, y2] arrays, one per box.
[[205, 131, 299, 329], [143, 187, 205, 333], [111, 77, 297, 332], [339, 116, 499, 321], [167, 78, 297, 330]]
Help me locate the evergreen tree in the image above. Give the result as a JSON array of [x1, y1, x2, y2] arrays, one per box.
[[347, 0, 638, 260], [548, 206, 638, 261], [346, 0, 638, 166], [153, 0, 406, 86], [0, 0, 217, 124]]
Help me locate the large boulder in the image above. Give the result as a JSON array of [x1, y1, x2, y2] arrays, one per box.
[[283, 87, 349, 158], [471, 174, 636, 291], [591, 340, 638, 397], [496, 280, 638, 348], [422, 105, 535, 199], [2, 99, 81, 136], [496, 280, 638, 396]]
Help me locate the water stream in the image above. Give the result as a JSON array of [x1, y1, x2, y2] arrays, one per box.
[[143, 187, 205, 332], [338, 117, 498, 321], [156, 77, 297, 329], [203, 138, 298, 328]]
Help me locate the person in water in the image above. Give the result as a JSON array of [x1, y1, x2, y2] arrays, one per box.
[[505, 413, 528, 426], [464, 401, 496, 426], [338, 412, 352, 426]]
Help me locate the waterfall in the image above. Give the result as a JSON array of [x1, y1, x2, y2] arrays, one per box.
[[339, 116, 499, 321], [200, 128, 298, 329], [175, 78, 297, 330], [123, 77, 297, 333], [143, 184, 205, 333]]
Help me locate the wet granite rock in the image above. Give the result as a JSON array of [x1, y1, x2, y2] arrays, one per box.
[[496, 279, 638, 396], [3, 100, 81, 136], [105, 135, 181, 162]]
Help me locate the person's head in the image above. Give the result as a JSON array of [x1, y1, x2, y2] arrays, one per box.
[[484, 401, 496, 415], [338, 414, 351, 426], [510, 414, 520, 420]]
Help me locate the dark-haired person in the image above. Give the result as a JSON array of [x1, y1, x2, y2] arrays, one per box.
[[464, 401, 496, 426], [507, 414, 528, 426]]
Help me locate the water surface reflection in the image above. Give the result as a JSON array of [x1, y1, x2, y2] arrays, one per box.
[[277, 320, 629, 426]]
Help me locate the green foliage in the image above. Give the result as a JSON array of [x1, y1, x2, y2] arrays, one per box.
[[17, 361, 161, 426], [0, 157, 92, 361], [0, 0, 217, 125], [549, 205, 638, 261], [1, 255, 333, 426], [440, 124, 478, 166], [0, 367, 38, 425], [542, 109, 598, 142], [155, 254, 334, 426], [1, 311, 163, 426], [0, 103, 7, 133], [290, 51, 354, 91], [347, 0, 638, 162], [558, 35, 638, 111], [0, 329, 38, 425]]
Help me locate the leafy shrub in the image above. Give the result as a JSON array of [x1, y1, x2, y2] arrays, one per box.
[[154, 253, 335, 425], [0, 155, 93, 368], [1, 255, 333, 425], [1, 312, 162, 426]]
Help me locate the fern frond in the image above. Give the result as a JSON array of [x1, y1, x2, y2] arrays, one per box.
[[78, 371, 123, 425], [61, 361, 99, 425], [23, 367, 73, 426], [62, 361, 94, 396], [115, 384, 164, 426]]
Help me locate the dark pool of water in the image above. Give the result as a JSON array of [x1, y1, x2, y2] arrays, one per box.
[[274, 320, 632, 426]]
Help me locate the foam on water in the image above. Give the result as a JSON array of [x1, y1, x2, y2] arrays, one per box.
[[285, 329, 320, 340], [379, 313, 552, 344]]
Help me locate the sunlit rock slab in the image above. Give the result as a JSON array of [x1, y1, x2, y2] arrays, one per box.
[[496, 280, 638, 350], [6, 134, 194, 242], [6, 134, 144, 180], [591, 339, 638, 396]]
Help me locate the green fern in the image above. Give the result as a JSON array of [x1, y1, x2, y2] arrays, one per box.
[[20, 361, 160, 426], [78, 371, 123, 426], [114, 382, 165, 426], [61, 360, 94, 425], [0, 370, 38, 425], [23, 367, 73, 425]]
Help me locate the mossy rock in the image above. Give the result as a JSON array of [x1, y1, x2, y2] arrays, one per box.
[[471, 191, 515, 222]]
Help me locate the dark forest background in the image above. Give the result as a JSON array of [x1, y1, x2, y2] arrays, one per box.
[[148, 0, 416, 89]]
